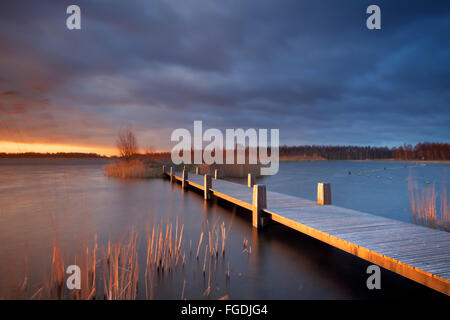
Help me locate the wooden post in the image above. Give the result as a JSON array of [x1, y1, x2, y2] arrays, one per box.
[[252, 184, 267, 229], [214, 169, 221, 180], [162, 165, 166, 175], [204, 174, 212, 200], [196, 167, 199, 175], [317, 182, 331, 205], [182, 169, 189, 189], [170, 167, 173, 183], [248, 173, 255, 188]]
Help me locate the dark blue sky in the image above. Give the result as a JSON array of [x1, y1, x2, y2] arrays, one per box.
[[1, 0, 449, 152]]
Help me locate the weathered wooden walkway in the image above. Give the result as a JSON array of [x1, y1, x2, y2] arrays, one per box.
[[162, 167, 450, 295]]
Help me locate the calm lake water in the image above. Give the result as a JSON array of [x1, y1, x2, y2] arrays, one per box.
[[0, 159, 448, 299]]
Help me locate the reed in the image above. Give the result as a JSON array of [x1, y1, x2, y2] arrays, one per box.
[[208, 231, 212, 257], [103, 159, 161, 179], [409, 179, 449, 232], [196, 232, 204, 260], [181, 279, 186, 300], [3, 217, 233, 300], [203, 245, 208, 275], [221, 222, 227, 256]]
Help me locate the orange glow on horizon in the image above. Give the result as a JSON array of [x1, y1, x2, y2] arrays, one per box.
[[0, 141, 118, 156]]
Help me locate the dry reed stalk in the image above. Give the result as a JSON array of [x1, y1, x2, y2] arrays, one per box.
[[50, 241, 65, 299], [208, 231, 212, 257], [82, 247, 90, 299], [175, 224, 184, 266], [196, 232, 204, 260], [154, 224, 160, 267], [30, 287, 43, 300], [145, 235, 151, 272], [144, 228, 152, 299], [88, 233, 98, 299], [215, 228, 219, 258], [150, 226, 155, 265], [114, 247, 119, 299], [161, 224, 170, 272], [169, 223, 173, 258], [441, 189, 450, 231], [178, 224, 184, 253], [107, 239, 111, 264], [157, 229, 163, 269], [203, 252, 212, 297], [181, 279, 186, 300], [409, 179, 449, 231], [203, 245, 208, 275], [221, 222, 226, 256]]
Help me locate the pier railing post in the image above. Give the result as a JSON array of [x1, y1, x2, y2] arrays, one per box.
[[252, 184, 267, 229], [214, 169, 221, 180], [170, 167, 173, 183], [182, 169, 189, 189], [204, 174, 212, 200], [248, 173, 255, 188], [162, 165, 166, 175], [317, 182, 331, 205], [196, 167, 199, 175]]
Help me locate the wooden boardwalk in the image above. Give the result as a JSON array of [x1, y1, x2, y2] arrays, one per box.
[[163, 167, 450, 295]]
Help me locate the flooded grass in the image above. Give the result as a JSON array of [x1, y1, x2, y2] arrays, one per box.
[[103, 159, 162, 179]]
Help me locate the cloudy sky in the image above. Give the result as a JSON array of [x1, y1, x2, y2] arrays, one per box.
[[1, 0, 449, 155]]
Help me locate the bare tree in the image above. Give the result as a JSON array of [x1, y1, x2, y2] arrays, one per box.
[[116, 128, 138, 160]]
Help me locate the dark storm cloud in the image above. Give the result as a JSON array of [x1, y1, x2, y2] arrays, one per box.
[[0, 0, 449, 150]]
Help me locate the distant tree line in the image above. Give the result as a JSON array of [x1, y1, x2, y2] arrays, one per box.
[[1, 142, 449, 161], [392, 142, 450, 161], [279, 145, 392, 160], [279, 142, 450, 161]]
